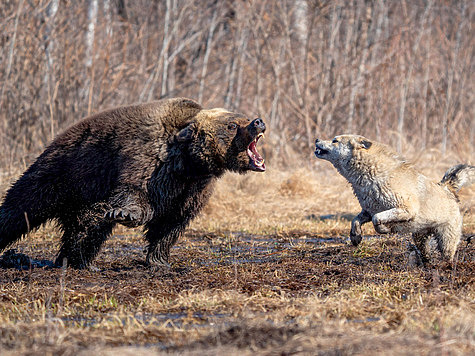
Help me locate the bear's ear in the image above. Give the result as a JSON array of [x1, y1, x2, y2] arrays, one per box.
[[175, 124, 195, 142]]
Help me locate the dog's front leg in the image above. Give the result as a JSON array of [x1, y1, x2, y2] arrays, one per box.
[[372, 208, 412, 234], [350, 210, 372, 246]]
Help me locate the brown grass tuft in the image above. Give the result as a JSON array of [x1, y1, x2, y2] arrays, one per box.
[[1, 162, 474, 355]]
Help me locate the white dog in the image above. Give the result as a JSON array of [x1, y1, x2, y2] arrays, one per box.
[[314, 134, 474, 262]]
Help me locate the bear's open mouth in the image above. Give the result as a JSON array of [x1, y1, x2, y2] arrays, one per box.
[[247, 133, 266, 171]]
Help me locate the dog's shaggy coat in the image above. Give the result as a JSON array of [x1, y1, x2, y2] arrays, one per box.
[[0, 98, 266, 268], [315, 134, 474, 262]]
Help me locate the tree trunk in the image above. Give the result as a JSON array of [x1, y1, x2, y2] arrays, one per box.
[[44, 0, 59, 141], [198, 9, 218, 103]]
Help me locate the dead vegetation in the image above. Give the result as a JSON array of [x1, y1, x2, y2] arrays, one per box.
[[0, 1, 474, 354], [1, 1, 474, 171], [0, 165, 474, 355]]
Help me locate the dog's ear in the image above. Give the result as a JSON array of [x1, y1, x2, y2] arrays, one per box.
[[174, 123, 195, 143], [360, 139, 372, 149], [350, 136, 372, 150]]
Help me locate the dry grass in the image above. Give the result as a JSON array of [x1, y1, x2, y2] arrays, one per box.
[[1, 1, 473, 354], [0, 155, 474, 355]]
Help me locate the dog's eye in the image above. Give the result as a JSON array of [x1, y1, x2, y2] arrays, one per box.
[[332, 138, 338, 144], [228, 123, 237, 130]]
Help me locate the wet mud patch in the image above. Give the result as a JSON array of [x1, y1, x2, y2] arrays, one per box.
[[0, 249, 55, 270], [0, 227, 474, 355], [176, 322, 302, 352]]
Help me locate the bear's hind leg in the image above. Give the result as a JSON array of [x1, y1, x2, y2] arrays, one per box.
[[56, 222, 114, 269], [55, 209, 115, 269]]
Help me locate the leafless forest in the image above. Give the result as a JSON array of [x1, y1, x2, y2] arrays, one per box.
[[0, 0, 473, 169], [1, 2, 475, 354]]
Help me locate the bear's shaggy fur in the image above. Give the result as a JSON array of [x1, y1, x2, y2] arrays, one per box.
[[0, 98, 266, 269]]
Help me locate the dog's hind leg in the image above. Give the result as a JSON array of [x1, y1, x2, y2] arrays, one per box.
[[434, 218, 462, 262], [411, 230, 432, 264]]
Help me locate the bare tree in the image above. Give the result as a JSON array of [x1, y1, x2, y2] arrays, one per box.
[[0, 0, 473, 169], [85, 0, 98, 68], [441, 2, 465, 154], [397, 0, 432, 153], [198, 8, 218, 103], [44, 0, 59, 141], [0, 0, 24, 109], [85, 0, 98, 115]]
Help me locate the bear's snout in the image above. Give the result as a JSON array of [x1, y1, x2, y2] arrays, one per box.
[[249, 118, 266, 134]]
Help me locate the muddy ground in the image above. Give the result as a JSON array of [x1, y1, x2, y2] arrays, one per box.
[[0, 169, 474, 355], [0, 223, 473, 355]]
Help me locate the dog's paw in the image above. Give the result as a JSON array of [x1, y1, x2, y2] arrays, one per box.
[[350, 231, 362, 246], [373, 221, 391, 234], [350, 220, 363, 246], [407, 250, 424, 268]]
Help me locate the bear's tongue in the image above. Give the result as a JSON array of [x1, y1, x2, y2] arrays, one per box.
[[247, 134, 265, 170]]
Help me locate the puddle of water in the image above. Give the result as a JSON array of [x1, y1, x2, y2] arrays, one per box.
[[196, 256, 278, 267], [60, 312, 229, 328], [0, 249, 55, 270], [123, 233, 357, 269], [175, 232, 348, 267], [347, 317, 381, 324], [307, 213, 355, 221]]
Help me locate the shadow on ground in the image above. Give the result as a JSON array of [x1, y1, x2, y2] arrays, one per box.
[[0, 228, 473, 355]]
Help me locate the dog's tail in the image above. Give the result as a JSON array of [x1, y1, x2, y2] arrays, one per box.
[[440, 164, 475, 197]]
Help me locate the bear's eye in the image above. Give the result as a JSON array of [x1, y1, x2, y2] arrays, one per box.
[[332, 138, 338, 144], [228, 123, 237, 130]]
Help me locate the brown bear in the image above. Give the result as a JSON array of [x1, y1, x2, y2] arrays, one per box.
[[0, 98, 266, 269]]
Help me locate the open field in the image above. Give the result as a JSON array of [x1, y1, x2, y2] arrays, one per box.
[[1, 1, 473, 354], [0, 158, 474, 355]]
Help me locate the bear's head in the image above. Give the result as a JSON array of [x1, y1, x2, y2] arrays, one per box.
[[174, 108, 266, 176]]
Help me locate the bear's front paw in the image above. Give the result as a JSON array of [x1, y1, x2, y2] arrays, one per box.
[[105, 207, 142, 227], [145, 251, 171, 270]]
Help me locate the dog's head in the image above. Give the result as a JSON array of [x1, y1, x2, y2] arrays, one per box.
[[314, 135, 373, 170]]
